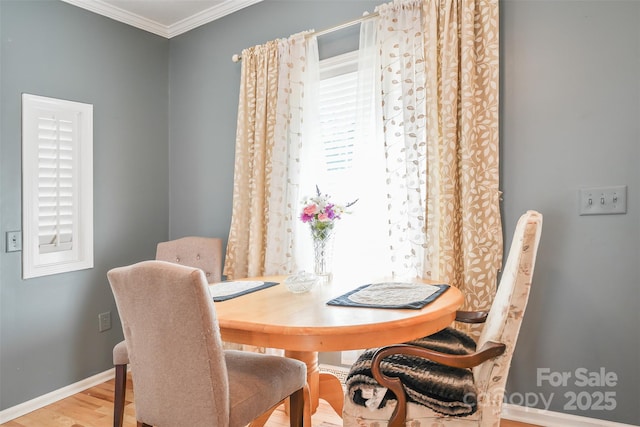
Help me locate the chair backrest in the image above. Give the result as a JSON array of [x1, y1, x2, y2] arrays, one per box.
[[108, 260, 230, 426], [473, 211, 543, 419], [156, 236, 223, 283]]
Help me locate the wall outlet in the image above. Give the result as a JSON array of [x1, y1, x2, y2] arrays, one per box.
[[579, 185, 627, 216], [98, 311, 112, 332]]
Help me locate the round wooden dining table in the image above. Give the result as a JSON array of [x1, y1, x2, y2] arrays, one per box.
[[214, 274, 463, 425]]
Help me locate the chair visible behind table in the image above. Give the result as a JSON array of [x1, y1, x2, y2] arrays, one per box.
[[112, 236, 223, 427], [108, 260, 307, 427], [343, 210, 543, 427]]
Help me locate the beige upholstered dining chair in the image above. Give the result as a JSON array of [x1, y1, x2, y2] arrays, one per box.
[[108, 260, 307, 427], [112, 236, 223, 427], [343, 210, 543, 427]]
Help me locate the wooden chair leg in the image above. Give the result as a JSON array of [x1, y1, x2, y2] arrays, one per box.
[[289, 387, 305, 427], [113, 364, 127, 427]]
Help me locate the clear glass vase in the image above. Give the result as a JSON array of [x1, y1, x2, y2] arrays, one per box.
[[312, 229, 334, 281]]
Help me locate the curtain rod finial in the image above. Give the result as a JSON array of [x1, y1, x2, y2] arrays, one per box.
[[232, 53, 241, 63]]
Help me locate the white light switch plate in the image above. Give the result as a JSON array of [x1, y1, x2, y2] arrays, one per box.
[[6, 231, 21, 252]]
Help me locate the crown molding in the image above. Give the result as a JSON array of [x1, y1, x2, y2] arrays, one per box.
[[60, 0, 263, 39], [61, 0, 168, 37], [167, 0, 263, 38]]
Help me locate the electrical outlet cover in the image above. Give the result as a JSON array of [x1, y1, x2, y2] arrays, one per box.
[[98, 312, 112, 332]]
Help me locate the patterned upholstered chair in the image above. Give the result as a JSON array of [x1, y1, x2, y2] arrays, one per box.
[[343, 210, 543, 427], [108, 260, 306, 427], [112, 236, 223, 427]]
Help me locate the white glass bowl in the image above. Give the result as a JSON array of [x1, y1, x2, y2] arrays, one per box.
[[284, 271, 318, 293]]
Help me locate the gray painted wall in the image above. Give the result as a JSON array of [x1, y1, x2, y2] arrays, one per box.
[[0, 0, 169, 409], [501, 1, 639, 424], [1, 0, 638, 425]]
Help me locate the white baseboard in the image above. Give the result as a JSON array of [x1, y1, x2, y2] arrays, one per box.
[[502, 403, 637, 427], [0, 368, 115, 424]]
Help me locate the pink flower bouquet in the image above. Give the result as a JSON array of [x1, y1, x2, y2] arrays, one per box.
[[300, 186, 357, 241]]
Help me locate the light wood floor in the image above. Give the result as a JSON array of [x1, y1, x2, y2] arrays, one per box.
[[0, 374, 538, 427]]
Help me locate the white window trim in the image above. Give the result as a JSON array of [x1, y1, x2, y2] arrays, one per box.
[[320, 50, 358, 79], [22, 94, 94, 279]]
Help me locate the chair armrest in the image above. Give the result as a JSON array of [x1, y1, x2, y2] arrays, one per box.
[[372, 341, 506, 370], [369, 341, 506, 427], [455, 310, 489, 323]]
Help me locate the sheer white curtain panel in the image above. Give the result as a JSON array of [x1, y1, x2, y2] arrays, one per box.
[[263, 32, 316, 276], [374, 0, 429, 279]]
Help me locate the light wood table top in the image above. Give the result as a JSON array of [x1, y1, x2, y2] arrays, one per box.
[[214, 275, 463, 425], [215, 275, 463, 352]]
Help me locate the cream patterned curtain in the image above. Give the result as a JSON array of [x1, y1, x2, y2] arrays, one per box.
[[376, 0, 502, 328], [227, 0, 501, 325], [224, 33, 312, 280], [421, 0, 502, 322]]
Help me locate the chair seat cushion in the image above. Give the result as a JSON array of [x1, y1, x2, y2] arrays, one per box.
[[345, 327, 478, 417], [225, 350, 306, 427]]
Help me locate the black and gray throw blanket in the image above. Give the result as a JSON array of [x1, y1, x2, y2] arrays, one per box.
[[345, 327, 479, 416]]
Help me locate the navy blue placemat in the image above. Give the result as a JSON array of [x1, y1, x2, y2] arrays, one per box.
[[327, 282, 450, 309], [210, 281, 279, 302]]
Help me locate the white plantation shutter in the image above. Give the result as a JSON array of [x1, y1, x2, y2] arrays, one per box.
[[37, 114, 75, 253], [318, 72, 357, 172], [22, 94, 93, 279], [318, 52, 358, 176]]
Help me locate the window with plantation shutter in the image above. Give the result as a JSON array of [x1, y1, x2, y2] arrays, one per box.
[[22, 94, 93, 279], [318, 55, 357, 173], [317, 51, 358, 177], [312, 51, 387, 367], [304, 50, 390, 281]]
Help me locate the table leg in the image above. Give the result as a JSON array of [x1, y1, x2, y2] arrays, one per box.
[[284, 350, 344, 422], [319, 372, 344, 416], [285, 350, 320, 413]]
